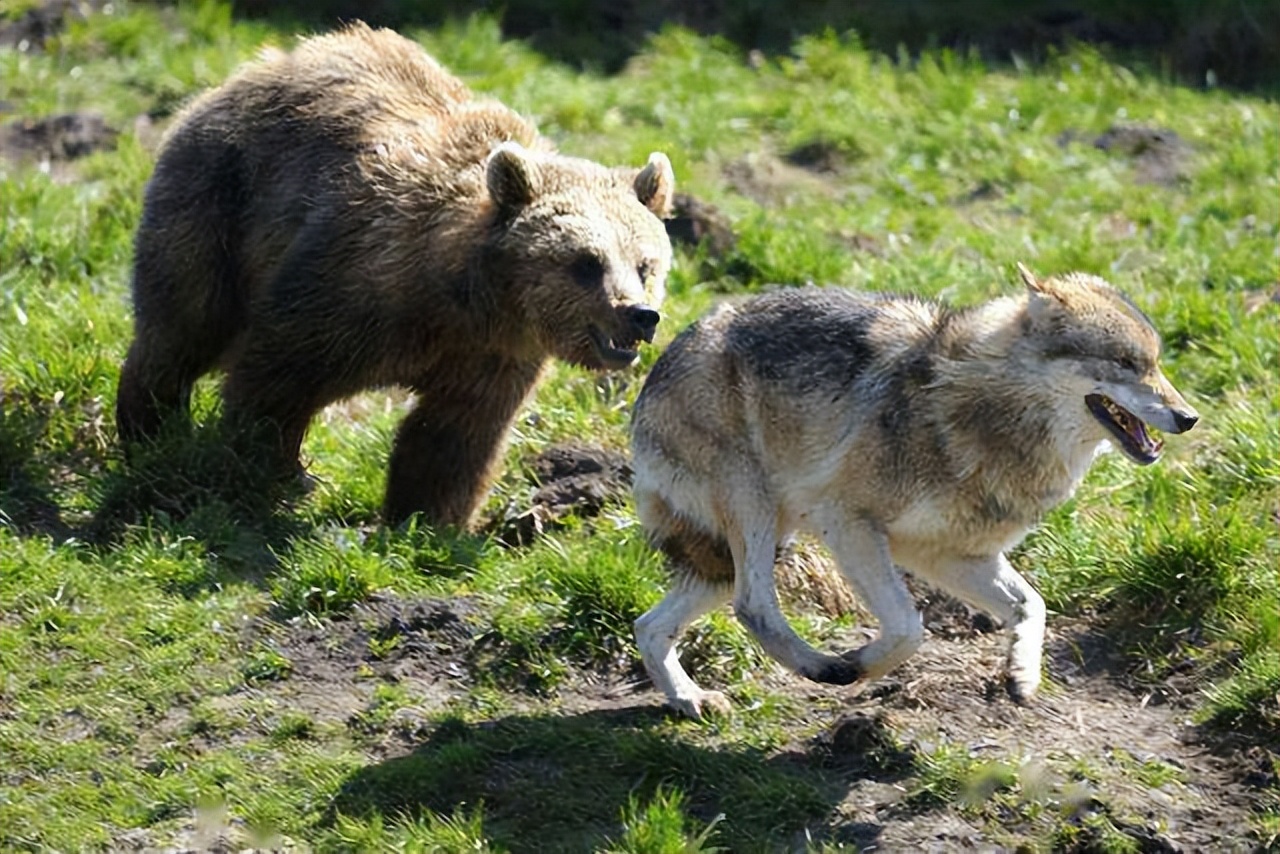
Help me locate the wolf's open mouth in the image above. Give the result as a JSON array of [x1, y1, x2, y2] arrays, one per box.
[[1086, 393, 1163, 465], [587, 325, 640, 369]]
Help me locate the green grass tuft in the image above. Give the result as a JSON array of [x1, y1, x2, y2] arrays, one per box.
[[603, 786, 725, 854]]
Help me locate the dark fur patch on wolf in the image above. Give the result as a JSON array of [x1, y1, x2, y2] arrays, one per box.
[[725, 288, 877, 393], [644, 497, 736, 583]]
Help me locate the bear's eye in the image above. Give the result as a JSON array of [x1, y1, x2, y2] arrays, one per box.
[[637, 260, 653, 282], [570, 254, 606, 289]]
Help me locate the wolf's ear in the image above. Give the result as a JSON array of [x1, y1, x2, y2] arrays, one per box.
[[487, 142, 539, 212], [634, 152, 675, 218], [1016, 262, 1046, 293], [1021, 262, 1069, 329]]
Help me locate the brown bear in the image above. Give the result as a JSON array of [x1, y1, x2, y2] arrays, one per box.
[[115, 23, 675, 527]]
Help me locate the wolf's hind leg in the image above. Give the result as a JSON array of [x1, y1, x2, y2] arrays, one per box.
[[818, 518, 925, 681], [731, 521, 864, 685], [635, 575, 732, 719], [922, 553, 1046, 702]]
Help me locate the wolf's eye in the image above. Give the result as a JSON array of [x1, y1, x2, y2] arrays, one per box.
[[1118, 355, 1139, 373], [570, 254, 606, 289], [637, 260, 653, 282]]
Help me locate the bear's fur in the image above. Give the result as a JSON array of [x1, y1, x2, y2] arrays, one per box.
[[116, 23, 675, 527]]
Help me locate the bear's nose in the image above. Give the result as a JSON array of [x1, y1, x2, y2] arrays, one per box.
[[628, 305, 661, 343], [1171, 408, 1199, 433]]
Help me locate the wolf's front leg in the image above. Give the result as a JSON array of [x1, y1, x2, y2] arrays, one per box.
[[924, 553, 1047, 702]]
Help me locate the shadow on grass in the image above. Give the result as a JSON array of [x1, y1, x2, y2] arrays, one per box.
[[0, 395, 76, 539], [0, 388, 322, 591], [86, 422, 326, 579], [326, 705, 916, 851]]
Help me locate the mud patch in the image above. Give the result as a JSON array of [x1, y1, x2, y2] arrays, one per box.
[[1060, 123, 1191, 187], [335, 607, 1270, 850], [809, 621, 1266, 851], [0, 112, 118, 168], [817, 710, 916, 776], [1093, 124, 1190, 186], [495, 443, 632, 546], [213, 595, 481, 742], [274, 594, 476, 687], [784, 138, 853, 175], [664, 191, 736, 257], [724, 150, 838, 206], [0, 0, 107, 51]]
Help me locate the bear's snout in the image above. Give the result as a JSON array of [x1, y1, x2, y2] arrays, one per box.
[[625, 305, 661, 344]]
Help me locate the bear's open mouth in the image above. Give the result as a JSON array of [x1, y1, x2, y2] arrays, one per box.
[[1085, 393, 1163, 465], [587, 326, 641, 369]]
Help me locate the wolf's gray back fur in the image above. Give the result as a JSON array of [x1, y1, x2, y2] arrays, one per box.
[[631, 268, 1198, 719]]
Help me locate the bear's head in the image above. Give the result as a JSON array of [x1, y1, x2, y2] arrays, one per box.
[[485, 142, 675, 371]]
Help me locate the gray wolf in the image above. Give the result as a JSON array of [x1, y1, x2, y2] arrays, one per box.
[[631, 264, 1199, 718], [116, 23, 674, 527]]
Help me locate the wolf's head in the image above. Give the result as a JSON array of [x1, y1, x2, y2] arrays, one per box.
[[1014, 263, 1199, 465]]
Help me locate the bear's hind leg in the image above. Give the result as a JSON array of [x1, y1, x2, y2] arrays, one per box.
[[220, 338, 331, 477], [116, 324, 232, 442], [117, 189, 246, 443]]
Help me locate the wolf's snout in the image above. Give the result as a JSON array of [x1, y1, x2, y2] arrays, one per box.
[[1170, 407, 1199, 433], [626, 305, 661, 343]]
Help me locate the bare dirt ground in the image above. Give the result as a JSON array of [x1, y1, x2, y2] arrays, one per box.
[[820, 620, 1266, 852], [0, 111, 119, 180], [160, 587, 1274, 852]]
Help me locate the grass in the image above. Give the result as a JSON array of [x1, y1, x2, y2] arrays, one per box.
[[1, 2, 1278, 851]]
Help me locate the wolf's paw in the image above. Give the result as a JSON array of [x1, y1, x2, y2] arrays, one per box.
[[1005, 670, 1041, 705], [807, 656, 864, 686], [670, 690, 732, 721]]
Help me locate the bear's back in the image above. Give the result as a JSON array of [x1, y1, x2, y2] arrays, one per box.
[[243, 24, 475, 140], [160, 23, 540, 189]]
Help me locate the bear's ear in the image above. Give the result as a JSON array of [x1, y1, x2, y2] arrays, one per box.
[[486, 142, 539, 212], [634, 152, 675, 218]]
